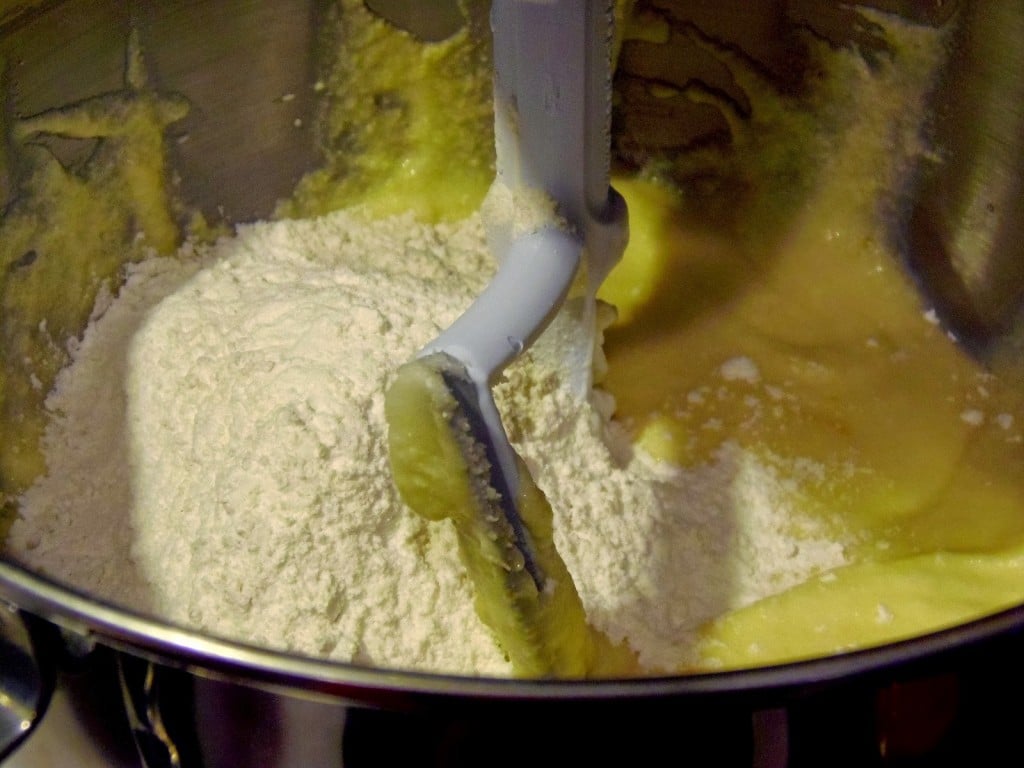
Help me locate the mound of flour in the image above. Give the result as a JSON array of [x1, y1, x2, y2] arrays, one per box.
[[8, 208, 846, 674]]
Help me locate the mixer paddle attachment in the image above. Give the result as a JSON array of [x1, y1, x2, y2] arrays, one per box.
[[385, 0, 629, 677]]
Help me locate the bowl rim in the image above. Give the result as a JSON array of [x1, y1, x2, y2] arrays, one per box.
[[2, 555, 1022, 706]]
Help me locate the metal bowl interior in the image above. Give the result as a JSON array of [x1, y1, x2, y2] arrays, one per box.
[[1, 0, 1023, 708]]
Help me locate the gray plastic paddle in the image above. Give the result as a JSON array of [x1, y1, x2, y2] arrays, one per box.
[[413, 0, 628, 583]]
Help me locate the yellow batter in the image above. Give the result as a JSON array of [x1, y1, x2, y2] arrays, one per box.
[[597, 12, 1024, 668], [605, 168, 1024, 669], [278, 0, 494, 222]]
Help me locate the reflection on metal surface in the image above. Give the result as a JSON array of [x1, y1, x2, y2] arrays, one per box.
[[0, 606, 48, 762], [118, 657, 182, 768], [901, 1, 1024, 368], [3, 646, 139, 768], [131, 0, 330, 224], [364, 0, 464, 41], [117, 654, 350, 768]]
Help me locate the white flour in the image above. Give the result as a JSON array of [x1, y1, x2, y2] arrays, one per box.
[[8, 208, 847, 675]]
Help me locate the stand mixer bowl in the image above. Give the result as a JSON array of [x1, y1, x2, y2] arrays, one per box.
[[1, 2, 1023, 766]]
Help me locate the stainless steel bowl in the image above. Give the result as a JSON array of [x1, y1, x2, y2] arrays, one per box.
[[1, 2, 1023, 766]]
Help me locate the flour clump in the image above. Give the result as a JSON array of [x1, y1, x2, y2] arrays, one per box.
[[8, 207, 847, 675]]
